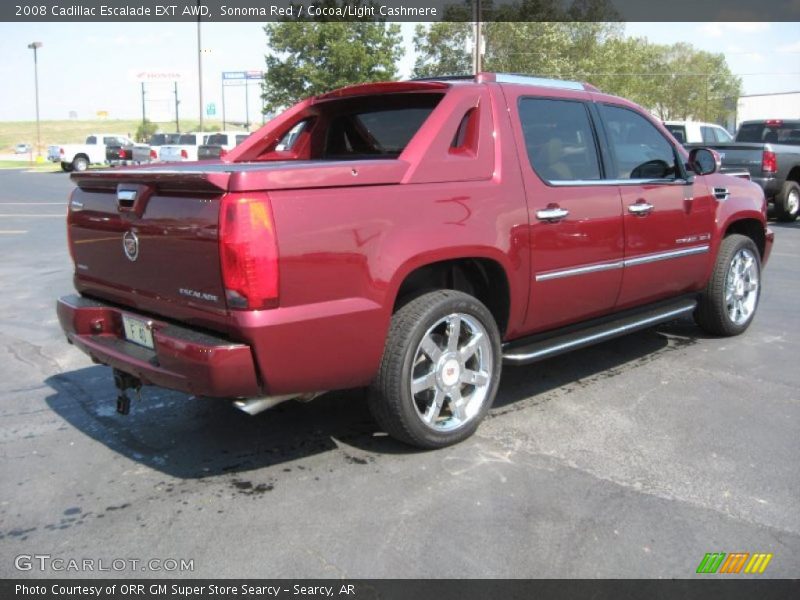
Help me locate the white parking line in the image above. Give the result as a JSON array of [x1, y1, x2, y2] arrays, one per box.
[[0, 214, 64, 217], [0, 230, 28, 234], [0, 202, 65, 205]]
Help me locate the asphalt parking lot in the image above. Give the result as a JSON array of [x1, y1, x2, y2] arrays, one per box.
[[0, 167, 798, 578]]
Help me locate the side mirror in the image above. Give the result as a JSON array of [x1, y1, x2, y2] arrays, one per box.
[[688, 147, 720, 176]]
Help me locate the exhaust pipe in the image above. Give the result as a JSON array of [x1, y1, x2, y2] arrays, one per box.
[[233, 392, 324, 416]]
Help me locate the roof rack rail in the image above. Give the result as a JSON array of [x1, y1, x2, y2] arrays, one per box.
[[410, 75, 476, 82], [410, 73, 598, 92]]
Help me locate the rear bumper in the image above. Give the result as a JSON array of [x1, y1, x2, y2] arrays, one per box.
[[57, 295, 262, 398]]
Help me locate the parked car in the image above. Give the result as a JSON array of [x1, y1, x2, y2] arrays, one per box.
[[158, 132, 209, 162], [47, 134, 133, 172], [687, 119, 800, 221], [145, 133, 181, 162], [58, 73, 773, 449], [105, 141, 152, 167], [14, 143, 32, 154], [197, 133, 250, 160], [664, 121, 733, 145]]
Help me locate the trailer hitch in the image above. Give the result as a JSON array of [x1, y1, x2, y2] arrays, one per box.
[[113, 369, 142, 415]]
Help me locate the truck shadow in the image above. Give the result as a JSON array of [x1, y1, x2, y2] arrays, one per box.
[[44, 319, 700, 479]]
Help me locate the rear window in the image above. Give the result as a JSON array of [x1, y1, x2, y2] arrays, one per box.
[[205, 134, 229, 145], [737, 122, 800, 145], [149, 133, 180, 145], [665, 125, 686, 144], [178, 134, 197, 145], [239, 92, 444, 162], [235, 134, 249, 145]]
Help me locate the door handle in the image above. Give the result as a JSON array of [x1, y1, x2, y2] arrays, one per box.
[[628, 202, 654, 216], [536, 206, 569, 222]]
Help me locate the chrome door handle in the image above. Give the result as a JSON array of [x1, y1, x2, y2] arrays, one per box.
[[628, 202, 654, 216], [536, 207, 569, 222]]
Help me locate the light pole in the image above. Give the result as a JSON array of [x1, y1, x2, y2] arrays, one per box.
[[28, 41, 43, 159], [196, 1, 203, 132]]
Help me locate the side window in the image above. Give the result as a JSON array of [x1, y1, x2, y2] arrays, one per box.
[[599, 104, 677, 180], [86, 136, 97, 144], [701, 126, 717, 143], [666, 125, 686, 144], [714, 127, 733, 143], [276, 121, 308, 151], [518, 98, 601, 182]]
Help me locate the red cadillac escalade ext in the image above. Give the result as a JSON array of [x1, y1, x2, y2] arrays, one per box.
[[57, 73, 773, 448]]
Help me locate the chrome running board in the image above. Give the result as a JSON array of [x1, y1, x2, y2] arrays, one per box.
[[502, 298, 697, 365]]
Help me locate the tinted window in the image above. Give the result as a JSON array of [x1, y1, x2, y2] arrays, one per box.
[[149, 133, 180, 145], [599, 104, 677, 180], [235, 134, 249, 145], [665, 125, 686, 144], [206, 134, 229, 145], [518, 98, 601, 182], [86, 136, 97, 144], [178, 134, 197, 145], [325, 107, 436, 157], [737, 121, 800, 145]]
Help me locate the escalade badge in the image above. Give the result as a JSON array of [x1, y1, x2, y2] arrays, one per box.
[[122, 230, 139, 261]]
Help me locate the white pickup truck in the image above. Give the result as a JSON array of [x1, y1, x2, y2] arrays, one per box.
[[47, 133, 134, 172], [158, 132, 209, 162]]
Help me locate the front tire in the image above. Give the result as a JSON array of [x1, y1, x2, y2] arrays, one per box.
[[369, 290, 502, 449], [774, 181, 799, 222], [695, 234, 761, 336], [60, 162, 73, 172]]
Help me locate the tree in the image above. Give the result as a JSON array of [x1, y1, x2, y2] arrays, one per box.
[[262, 17, 403, 112], [413, 16, 740, 124], [135, 119, 158, 143]]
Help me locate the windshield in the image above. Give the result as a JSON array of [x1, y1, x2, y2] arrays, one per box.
[[178, 134, 198, 145], [205, 134, 229, 145], [737, 121, 800, 145]]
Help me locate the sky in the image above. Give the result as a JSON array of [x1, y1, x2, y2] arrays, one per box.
[[0, 21, 798, 123]]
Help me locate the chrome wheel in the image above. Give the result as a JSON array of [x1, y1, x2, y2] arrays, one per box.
[[787, 188, 800, 216], [725, 248, 759, 325], [410, 313, 493, 432]]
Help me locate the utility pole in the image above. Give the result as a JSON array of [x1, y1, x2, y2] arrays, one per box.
[[221, 79, 226, 129], [27, 42, 43, 159], [140, 82, 146, 136], [473, 0, 482, 75], [174, 82, 180, 133], [245, 78, 250, 131], [196, 0, 204, 132]]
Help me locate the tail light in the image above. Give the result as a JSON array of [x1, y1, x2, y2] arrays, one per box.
[[66, 190, 77, 265], [219, 148, 228, 158], [762, 150, 777, 175], [150, 149, 157, 159], [59, 147, 64, 156], [219, 194, 279, 310], [119, 149, 128, 159], [180, 148, 188, 159]]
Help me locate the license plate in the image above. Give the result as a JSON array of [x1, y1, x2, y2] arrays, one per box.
[[122, 315, 154, 349]]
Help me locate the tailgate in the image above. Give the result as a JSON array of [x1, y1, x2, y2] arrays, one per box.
[[68, 169, 231, 317], [706, 143, 765, 173], [159, 146, 184, 162]]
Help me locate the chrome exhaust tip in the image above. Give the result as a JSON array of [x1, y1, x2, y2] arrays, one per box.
[[233, 392, 324, 416]]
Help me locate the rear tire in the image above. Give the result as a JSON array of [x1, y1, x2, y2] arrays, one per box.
[[694, 234, 761, 336], [369, 290, 502, 449], [774, 180, 799, 222], [72, 156, 89, 172]]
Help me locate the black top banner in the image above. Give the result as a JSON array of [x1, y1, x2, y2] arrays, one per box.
[[3, 0, 799, 22]]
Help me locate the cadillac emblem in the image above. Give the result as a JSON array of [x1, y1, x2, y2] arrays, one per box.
[[122, 230, 139, 261]]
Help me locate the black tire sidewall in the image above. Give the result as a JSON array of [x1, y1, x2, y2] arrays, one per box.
[[776, 181, 799, 222], [382, 291, 502, 448], [714, 236, 762, 335]]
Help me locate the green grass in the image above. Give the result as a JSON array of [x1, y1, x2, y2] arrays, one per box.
[[0, 160, 60, 171], [0, 119, 231, 153]]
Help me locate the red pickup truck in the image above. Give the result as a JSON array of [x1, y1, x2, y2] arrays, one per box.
[[57, 73, 773, 449]]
